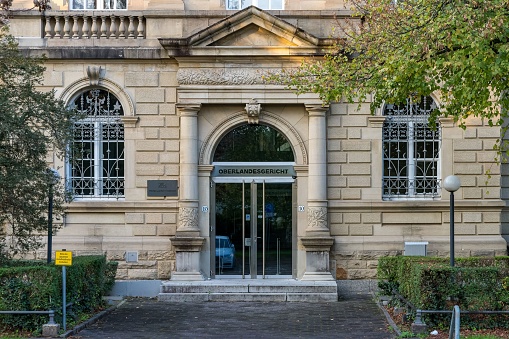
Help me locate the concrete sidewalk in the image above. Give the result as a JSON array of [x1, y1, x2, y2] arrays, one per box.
[[69, 295, 395, 339]]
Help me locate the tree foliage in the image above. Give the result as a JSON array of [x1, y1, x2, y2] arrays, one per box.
[[0, 30, 77, 260], [271, 0, 509, 149]]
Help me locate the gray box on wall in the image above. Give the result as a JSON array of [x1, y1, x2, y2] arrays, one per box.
[[147, 180, 178, 197]]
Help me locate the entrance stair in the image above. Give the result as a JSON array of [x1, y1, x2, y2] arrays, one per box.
[[158, 278, 338, 302]]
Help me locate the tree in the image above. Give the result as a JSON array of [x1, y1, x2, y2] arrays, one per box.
[[271, 0, 509, 154], [0, 29, 77, 261]]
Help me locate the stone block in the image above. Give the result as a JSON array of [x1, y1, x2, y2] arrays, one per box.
[[455, 163, 483, 175], [347, 268, 377, 279], [126, 213, 145, 224], [343, 213, 361, 224], [136, 164, 165, 176], [136, 103, 159, 115], [347, 176, 371, 187], [166, 88, 177, 103], [163, 213, 178, 224], [136, 152, 159, 164], [477, 223, 501, 235], [157, 261, 173, 279], [146, 213, 163, 224], [42, 323, 60, 337], [350, 224, 373, 236], [144, 128, 160, 139], [341, 188, 361, 200], [328, 127, 348, 139], [348, 152, 371, 163], [328, 151, 347, 163], [136, 88, 165, 103], [342, 116, 367, 127], [342, 140, 371, 151], [346, 260, 366, 269], [161, 128, 180, 139], [43, 71, 63, 86], [127, 268, 158, 279], [455, 151, 476, 163], [160, 152, 179, 164], [383, 212, 441, 224], [362, 213, 381, 223], [126, 72, 159, 87], [327, 164, 342, 175], [463, 212, 482, 223], [164, 165, 180, 176], [136, 140, 165, 151], [463, 188, 482, 199], [478, 127, 499, 139], [160, 72, 178, 86], [157, 225, 177, 236], [139, 116, 165, 127], [327, 139, 341, 151], [463, 128, 477, 139], [330, 224, 349, 236], [160, 103, 176, 115], [342, 164, 371, 175], [328, 176, 347, 187], [328, 115, 341, 127], [133, 225, 157, 236], [454, 139, 483, 150], [165, 140, 180, 151], [483, 212, 501, 223], [347, 128, 362, 139], [478, 151, 498, 163]]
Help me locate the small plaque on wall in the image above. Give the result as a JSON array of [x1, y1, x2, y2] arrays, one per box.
[[147, 180, 178, 197]]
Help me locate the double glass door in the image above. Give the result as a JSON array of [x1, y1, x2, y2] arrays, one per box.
[[212, 181, 293, 278]]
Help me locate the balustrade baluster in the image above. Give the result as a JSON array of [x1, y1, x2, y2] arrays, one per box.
[[72, 15, 79, 38], [63, 15, 71, 38], [128, 16, 135, 38], [44, 16, 52, 38], [137, 16, 144, 39], [100, 16, 108, 38], [109, 15, 117, 39], [91, 16, 98, 38], [118, 16, 125, 38], [82, 16, 90, 39], [54, 16, 62, 38]]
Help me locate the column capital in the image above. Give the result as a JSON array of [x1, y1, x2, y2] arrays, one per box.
[[176, 103, 202, 115], [305, 104, 329, 116]]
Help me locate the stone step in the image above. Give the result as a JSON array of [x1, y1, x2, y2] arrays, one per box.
[[158, 279, 338, 302]]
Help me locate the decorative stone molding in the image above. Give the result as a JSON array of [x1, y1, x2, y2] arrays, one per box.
[[245, 99, 261, 124], [368, 116, 386, 128], [199, 110, 308, 165], [178, 207, 198, 230], [439, 117, 455, 128], [177, 68, 264, 85], [86, 66, 102, 85], [307, 207, 328, 230], [170, 236, 205, 252], [120, 116, 139, 128], [300, 236, 334, 252], [176, 103, 202, 116], [305, 104, 329, 116]]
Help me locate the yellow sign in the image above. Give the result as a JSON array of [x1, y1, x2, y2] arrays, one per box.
[[55, 251, 72, 266]]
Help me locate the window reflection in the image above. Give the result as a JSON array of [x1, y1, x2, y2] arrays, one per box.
[[214, 124, 294, 162]]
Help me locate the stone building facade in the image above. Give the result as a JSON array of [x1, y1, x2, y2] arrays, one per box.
[[7, 0, 508, 282]]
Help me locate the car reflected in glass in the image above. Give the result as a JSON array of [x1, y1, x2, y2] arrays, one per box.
[[216, 236, 235, 269]]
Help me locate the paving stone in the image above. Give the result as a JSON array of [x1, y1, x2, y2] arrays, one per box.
[[71, 296, 395, 339]]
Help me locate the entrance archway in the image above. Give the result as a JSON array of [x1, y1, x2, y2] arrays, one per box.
[[210, 124, 296, 279]]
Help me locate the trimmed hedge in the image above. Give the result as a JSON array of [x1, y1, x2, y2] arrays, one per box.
[[0, 256, 118, 332], [378, 256, 509, 328]]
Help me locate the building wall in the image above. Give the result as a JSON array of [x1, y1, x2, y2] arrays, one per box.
[[7, 2, 508, 280]]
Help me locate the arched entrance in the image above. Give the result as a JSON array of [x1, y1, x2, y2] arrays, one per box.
[[210, 124, 296, 279]]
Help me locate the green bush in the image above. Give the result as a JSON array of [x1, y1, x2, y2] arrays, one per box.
[[0, 255, 118, 332], [378, 256, 509, 329]]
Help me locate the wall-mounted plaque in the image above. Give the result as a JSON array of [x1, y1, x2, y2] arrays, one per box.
[[147, 180, 178, 197]]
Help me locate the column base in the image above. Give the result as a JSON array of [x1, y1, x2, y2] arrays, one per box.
[[170, 271, 204, 281], [301, 271, 335, 281]]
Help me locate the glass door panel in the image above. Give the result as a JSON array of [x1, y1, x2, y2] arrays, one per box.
[[214, 182, 292, 278]]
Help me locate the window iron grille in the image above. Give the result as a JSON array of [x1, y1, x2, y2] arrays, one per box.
[[382, 97, 441, 200], [68, 89, 125, 199]]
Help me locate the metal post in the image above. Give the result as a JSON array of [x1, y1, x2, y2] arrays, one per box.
[[47, 185, 53, 264], [450, 191, 454, 267], [62, 265, 66, 332]]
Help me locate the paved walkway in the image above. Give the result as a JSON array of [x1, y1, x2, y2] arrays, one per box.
[[70, 296, 395, 339]]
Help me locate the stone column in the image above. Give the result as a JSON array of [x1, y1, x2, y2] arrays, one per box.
[[170, 103, 204, 280], [301, 104, 334, 281]]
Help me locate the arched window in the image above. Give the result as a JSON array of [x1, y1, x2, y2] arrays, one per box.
[[382, 96, 440, 199], [68, 88, 124, 199], [213, 124, 294, 162]]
